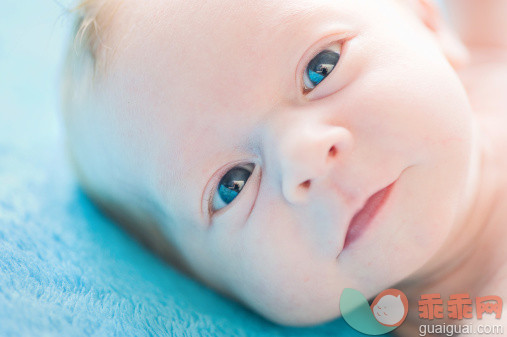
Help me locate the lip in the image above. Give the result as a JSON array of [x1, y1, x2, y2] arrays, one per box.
[[342, 180, 397, 250]]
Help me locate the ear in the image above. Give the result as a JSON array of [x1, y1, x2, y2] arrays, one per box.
[[408, 0, 470, 69]]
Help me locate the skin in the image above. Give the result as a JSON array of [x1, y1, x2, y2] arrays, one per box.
[[394, 1, 507, 335], [65, 0, 507, 327]]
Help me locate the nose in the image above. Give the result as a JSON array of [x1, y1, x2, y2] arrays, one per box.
[[266, 118, 353, 205]]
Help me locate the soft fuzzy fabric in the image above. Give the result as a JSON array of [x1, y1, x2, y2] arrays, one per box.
[[0, 1, 394, 336]]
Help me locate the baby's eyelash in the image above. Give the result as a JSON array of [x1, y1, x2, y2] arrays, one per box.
[[203, 194, 211, 208]]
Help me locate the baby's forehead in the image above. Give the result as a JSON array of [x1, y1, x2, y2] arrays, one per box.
[[111, 0, 356, 95], [103, 0, 414, 134], [108, 0, 405, 77], [122, 0, 340, 43]]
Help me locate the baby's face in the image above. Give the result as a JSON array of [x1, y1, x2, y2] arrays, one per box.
[[96, 0, 476, 325]]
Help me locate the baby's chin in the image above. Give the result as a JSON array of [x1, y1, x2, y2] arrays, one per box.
[[228, 280, 345, 327], [254, 300, 342, 327]]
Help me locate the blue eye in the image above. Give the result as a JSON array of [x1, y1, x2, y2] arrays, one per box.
[[212, 163, 255, 212], [303, 48, 341, 92]]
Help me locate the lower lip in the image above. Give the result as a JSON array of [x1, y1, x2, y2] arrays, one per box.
[[343, 182, 396, 249]]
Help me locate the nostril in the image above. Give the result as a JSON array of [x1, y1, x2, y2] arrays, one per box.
[[328, 145, 337, 158], [300, 180, 311, 190]]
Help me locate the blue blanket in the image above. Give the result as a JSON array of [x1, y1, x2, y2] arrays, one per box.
[[0, 1, 392, 336]]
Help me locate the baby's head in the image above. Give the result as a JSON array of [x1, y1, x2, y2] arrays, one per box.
[[62, 0, 477, 326]]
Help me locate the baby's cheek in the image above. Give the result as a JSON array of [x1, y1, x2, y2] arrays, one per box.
[[235, 258, 342, 326], [227, 208, 343, 326]]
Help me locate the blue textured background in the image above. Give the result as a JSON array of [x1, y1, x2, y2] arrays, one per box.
[[0, 1, 398, 336]]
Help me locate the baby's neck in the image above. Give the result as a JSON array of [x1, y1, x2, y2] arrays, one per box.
[[470, 46, 507, 59], [455, 49, 507, 120]]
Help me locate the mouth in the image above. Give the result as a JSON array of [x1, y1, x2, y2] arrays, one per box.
[[343, 180, 396, 250]]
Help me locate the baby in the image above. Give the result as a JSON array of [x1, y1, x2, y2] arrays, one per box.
[[61, 0, 507, 332]]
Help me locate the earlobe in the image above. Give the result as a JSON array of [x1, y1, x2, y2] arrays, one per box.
[[412, 0, 470, 69]]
